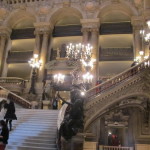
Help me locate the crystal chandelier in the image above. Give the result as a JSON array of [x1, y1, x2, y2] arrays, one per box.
[[66, 43, 95, 89], [28, 54, 42, 69], [140, 20, 150, 42], [66, 43, 92, 61], [82, 72, 93, 83], [53, 73, 65, 84]]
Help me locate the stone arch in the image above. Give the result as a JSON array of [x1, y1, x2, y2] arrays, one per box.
[[84, 92, 150, 131], [47, 7, 83, 26], [3, 9, 37, 28], [96, 1, 138, 21]]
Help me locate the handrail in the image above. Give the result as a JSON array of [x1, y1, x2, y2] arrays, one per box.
[[86, 58, 150, 101], [0, 85, 31, 108]]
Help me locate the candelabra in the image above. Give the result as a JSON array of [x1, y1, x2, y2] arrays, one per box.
[[28, 54, 42, 94]]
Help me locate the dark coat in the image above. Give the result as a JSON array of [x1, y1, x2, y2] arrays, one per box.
[[0, 126, 9, 144], [4, 101, 17, 120]]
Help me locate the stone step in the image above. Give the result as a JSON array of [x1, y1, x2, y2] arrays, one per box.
[[6, 109, 59, 150], [7, 141, 57, 148], [6, 145, 58, 150]]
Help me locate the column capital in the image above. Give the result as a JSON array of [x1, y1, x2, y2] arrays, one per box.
[[34, 22, 53, 35], [143, 10, 150, 21], [131, 16, 143, 30], [0, 26, 12, 38], [80, 18, 100, 30]]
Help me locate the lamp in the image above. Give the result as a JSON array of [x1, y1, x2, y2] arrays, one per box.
[[28, 54, 42, 94]]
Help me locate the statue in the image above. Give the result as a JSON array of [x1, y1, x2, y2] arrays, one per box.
[[42, 80, 55, 100], [57, 84, 84, 145], [57, 48, 60, 58]]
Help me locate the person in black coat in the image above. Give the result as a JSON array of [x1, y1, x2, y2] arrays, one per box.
[[0, 120, 9, 149], [4, 93, 17, 131]]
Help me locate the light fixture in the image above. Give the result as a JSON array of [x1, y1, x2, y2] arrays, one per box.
[[139, 51, 144, 56], [66, 43, 93, 62], [53, 73, 65, 84], [140, 20, 150, 43], [28, 54, 42, 94], [28, 54, 42, 69], [82, 72, 93, 83]]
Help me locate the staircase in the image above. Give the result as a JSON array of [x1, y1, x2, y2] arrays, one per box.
[[84, 58, 150, 130], [5, 108, 59, 150]]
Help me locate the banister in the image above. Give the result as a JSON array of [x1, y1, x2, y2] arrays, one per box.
[[0, 85, 31, 108], [86, 58, 150, 100]]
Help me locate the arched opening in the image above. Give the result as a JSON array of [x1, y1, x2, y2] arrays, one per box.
[[98, 9, 133, 81], [7, 12, 36, 80]]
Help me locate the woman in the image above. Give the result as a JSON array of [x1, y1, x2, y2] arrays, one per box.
[[4, 93, 17, 131], [0, 120, 9, 150]]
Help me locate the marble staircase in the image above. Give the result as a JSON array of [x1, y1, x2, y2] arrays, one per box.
[[5, 108, 59, 150]]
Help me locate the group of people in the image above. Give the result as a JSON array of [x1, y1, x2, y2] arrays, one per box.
[[0, 93, 17, 149]]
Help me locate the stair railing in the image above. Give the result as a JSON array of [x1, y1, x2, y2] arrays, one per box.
[[86, 58, 150, 101], [0, 85, 31, 108], [0, 77, 27, 94], [101, 145, 133, 150]]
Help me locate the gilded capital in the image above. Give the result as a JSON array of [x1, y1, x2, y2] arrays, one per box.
[[80, 18, 100, 29], [131, 16, 143, 30], [0, 26, 11, 39], [34, 22, 54, 35]]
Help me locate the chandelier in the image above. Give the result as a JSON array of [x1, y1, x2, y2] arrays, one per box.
[[140, 20, 150, 43], [66, 43, 95, 89], [53, 73, 65, 84], [66, 43, 95, 69], [28, 54, 42, 69], [82, 72, 93, 83], [135, 20, 150, 63]]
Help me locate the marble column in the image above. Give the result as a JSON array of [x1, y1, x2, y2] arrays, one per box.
[[38, 31, 50, 82], [33, 31, 41, 55], [91, 28, 99, 82], [81, 28, 89, 44], [131, 17, 143, 59], [133, 26, 142, 58], [1, 38, 11, 77], [0, 35, 7, 76]]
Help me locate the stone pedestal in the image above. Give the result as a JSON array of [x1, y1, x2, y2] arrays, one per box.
[[135, 144, 150, 150], [43, 100, 50, 109], [83, 141, 97, 150]]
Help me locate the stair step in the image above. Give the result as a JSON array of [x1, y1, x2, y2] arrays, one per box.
[[6, 145, 58, 150], [6, 108, 59, 150]]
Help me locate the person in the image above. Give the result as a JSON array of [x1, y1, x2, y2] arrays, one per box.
[[0, 120, 9, 150], [4, 93, 17, 131], [52, 96, 58, 110]]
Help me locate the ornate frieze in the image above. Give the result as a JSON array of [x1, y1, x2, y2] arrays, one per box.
[[104, 110, 129, 127]]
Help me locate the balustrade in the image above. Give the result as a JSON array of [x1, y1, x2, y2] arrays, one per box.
[[0, 86, 31, 108], [86, 58, 150, 101], [102, 146, 133, 150], [0, 77, 27, 93]]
